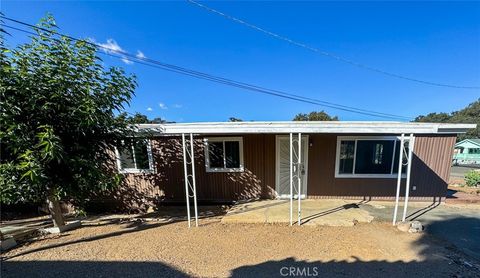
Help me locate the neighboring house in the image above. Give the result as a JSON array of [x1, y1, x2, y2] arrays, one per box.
[[453, 138, 480, 165], [113, 121, 475, 209]]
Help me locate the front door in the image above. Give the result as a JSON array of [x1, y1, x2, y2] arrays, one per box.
[[276, 135, 308, 198]]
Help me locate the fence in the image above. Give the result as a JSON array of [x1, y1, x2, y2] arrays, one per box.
[[453, 153, 480, 165]]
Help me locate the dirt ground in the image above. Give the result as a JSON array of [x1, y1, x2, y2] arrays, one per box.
[[2, 218, 479, 278]]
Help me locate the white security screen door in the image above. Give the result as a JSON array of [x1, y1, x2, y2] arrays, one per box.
[[276, 135, 308, 198]]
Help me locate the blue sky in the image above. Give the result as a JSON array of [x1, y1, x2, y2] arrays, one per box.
[[3, 1, 480, 122]]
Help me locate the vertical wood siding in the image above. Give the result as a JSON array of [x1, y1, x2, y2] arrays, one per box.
[[306, 134, 456, 199], [119, 133, 456, 205], [120, 134, 276, 204]]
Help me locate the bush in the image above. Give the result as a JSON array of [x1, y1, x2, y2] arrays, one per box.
[[465, 170, 480, 187]]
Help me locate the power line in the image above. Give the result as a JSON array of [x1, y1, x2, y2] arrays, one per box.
[[1, 22, 411, 121], [187, 0, 480, 90], [1, 17, 413, 120]]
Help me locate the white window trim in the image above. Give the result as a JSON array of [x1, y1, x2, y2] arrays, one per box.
[[204, 137, 244, 173], [115, 139, 155, 174], [335, 136, 407, 179]]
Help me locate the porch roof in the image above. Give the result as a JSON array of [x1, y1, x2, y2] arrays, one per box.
[[135, 121, 476, 135]]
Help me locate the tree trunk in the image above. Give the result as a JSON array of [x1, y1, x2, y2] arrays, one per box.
[[47, 194, 65, 227]]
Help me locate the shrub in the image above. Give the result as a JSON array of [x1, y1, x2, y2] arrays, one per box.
[[465, 170, 480, 187]]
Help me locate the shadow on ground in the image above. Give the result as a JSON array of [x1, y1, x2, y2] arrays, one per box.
[[231, 216, 480, 277], [2, 205, 227, 260], [2, 217, 479, 277], [1, 260, 189, 278], [301, 203, 360, 225], [229, 256, 475, 277]]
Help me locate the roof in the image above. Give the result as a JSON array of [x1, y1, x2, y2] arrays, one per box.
[[136, 121, 476, 135], [455, 138, 480, 148]]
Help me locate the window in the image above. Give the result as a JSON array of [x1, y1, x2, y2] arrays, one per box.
[[469, 148, 480, 154], [336, 136, 408, 178], [116, 139, 153, 173], [338, 140, 355, 174], [204, 137, 244, 172]]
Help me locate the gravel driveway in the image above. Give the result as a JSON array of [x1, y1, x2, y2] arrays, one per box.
[[2, 218, 479, 277]]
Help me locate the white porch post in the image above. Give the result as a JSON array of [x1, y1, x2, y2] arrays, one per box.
[[289, 133, 293, 226], [181, 133, 198, 228], [190, 133, 199, 227], [182, 133, 191, 228], [402, 134, 415, 222], [297, 132, 302, 226], [392, 134, 405, 225]]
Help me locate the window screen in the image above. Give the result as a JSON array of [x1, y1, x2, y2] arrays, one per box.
[[225, 141, 240, 168], [392, 140, 408, 174], [117, 139, 151, 171], [337, 138, 409, 176], [134, 140, 150, 170], [339, 140, 355, 174], [355, 140, 394, 174], [208, 142, 224, 168], [118, 140, 136, 169], [206, 138, 243, 171]]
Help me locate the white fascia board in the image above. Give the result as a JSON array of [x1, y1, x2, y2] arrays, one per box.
[[135, 122, 477, 135]]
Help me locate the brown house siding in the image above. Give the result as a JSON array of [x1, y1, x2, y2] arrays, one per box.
[[410, 135, 456, 197], [118, 133, 456, 206], [119, 134, 276, 205], [306, 134, 456, 200]]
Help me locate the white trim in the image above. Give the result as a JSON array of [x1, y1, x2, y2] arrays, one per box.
[[189, 133, 199, 227], [335, 136, 408, 179], [455, 139, 480, 148], [182, 133, 191, 228], [393, 134, 405, 225], [390, 140, 397, 174], [136, 121, 476, 135], [115, 139, 154, 174], [275, 135, 309, 198], [204, 137, 244, 173], [402, 134, 415, 222], [289, 133, 293, 226]]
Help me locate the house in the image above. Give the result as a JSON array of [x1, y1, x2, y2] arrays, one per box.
[[113, 121, 475, 211], [453, 138, 480, 165]]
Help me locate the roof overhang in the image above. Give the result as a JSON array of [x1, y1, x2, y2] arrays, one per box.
[[455, 138, 480, 148], [134, 121, 476, 135]]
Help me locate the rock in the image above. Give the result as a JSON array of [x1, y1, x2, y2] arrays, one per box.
[[408, 221, 424, 233], [42, 220, 82, 234], [146, 206, 155, 213], [397, 221, 411, 232], [396, 221, 424, 233], [1, 237, 17, 251]]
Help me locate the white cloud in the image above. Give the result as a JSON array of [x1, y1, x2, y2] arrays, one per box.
[[136, 50, 146, 59], [96, 38, 133, 65], [173, 104, 183, 108], [98, 39, 124, 53], [159, 103, 168, 110], [146, 107, 153, 111]]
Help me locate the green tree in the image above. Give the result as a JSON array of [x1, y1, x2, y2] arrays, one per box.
[[414, 99, 479, 141], [151, 117, 166, 124], [414, 112, 451, 123], [0, 16, 136, 227], [116, 112, 167, 124], [229, 117, 243, 122], [293, 111, 339, 121]]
